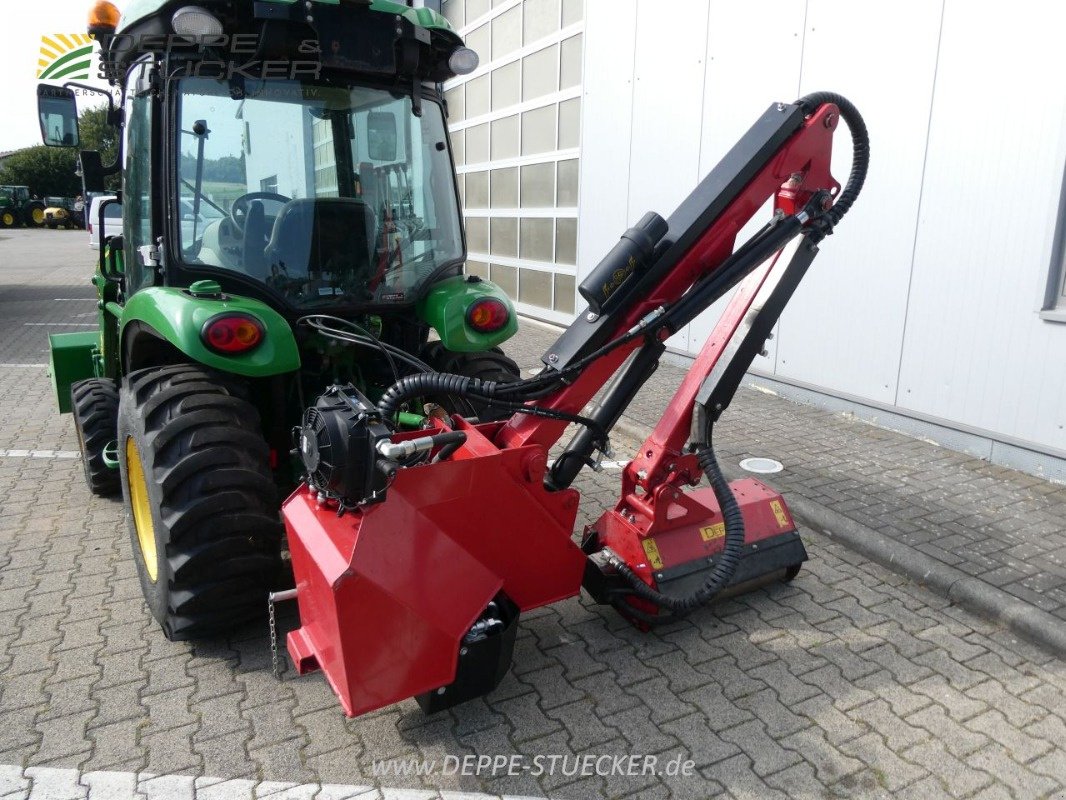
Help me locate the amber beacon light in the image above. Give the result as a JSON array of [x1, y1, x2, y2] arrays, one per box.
[[88, 0, 121, 37]]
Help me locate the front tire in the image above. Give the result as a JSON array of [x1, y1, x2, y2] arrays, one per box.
[[71, 378, 120, 496], [118, 364, 284, 640]]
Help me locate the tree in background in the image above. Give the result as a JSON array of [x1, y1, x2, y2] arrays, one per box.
[[0, 104, 120, 196]]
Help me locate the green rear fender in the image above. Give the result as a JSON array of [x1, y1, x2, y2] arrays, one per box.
[[418, 275, 518, 353], [120, 287, 300, 377]]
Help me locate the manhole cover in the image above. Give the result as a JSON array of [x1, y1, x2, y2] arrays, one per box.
[[739, 457, 784, 474]]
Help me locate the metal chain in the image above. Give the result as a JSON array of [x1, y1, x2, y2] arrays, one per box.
[[269, 593, 280, 679], [267, 588, 299, 680]]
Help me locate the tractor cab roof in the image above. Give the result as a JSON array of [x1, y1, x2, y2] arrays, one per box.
[[115, 0, 456, 38], [94, 0, 471, 85]]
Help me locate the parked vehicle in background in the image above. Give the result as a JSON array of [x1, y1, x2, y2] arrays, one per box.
[[44, 197, 78, 229], [86, 194, 120, 248], [0, 185, 47, 228]]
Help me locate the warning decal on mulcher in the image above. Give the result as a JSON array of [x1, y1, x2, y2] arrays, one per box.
[[769, 500, 790, 529], [700, 523, 725, 542], [642, 538, 664, 570]]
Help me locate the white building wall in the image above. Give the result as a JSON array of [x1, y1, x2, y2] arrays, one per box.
[[578, 0, 1066, 459], [242, 102, 313, 199], [441, 0, 586, 326]]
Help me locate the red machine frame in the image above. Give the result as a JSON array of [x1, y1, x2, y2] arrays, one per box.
[[282, 100, 849, 717]]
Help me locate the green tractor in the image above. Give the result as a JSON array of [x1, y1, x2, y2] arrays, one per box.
[[39, 0, 520, 640], [0, 186, 47, 228]]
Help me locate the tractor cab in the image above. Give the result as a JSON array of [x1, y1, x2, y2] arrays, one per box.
[[40, 0, 481, 315], [172, 76, 462, 311]]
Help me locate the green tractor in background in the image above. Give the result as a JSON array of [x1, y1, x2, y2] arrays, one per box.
[[0, 186, 47, 228], [40, 0, 520, 640]]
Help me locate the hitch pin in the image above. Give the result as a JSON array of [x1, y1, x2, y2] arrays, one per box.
[[268, 588, 299, 679]]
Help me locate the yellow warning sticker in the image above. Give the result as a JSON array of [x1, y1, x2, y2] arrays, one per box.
[[642, 538, 664, 570], [700, 523, 726, 542], [769, 499, 790, 529]]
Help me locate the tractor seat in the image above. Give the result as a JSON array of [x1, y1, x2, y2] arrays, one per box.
[[264, 198, 376, 295]]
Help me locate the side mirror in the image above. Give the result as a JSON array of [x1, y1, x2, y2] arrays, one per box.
[[367, 111, 397, 162], [103, 235, 125, 283], [97, 198, 122, 279], [38, 84, 80, 148]]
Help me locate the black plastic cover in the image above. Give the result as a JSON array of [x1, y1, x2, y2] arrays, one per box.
[[298, 385, 392, 506]]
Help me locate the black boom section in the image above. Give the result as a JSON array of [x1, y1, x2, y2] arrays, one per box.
[[542, 101, 807, 370]]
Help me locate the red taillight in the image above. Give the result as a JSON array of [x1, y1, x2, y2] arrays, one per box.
[[465, 298, 510, 333], [201, 313, 264, 354]]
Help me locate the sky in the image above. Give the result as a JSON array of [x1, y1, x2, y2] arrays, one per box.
[[1, 3, 119, 153]]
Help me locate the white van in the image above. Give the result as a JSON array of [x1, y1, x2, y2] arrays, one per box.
[[87, 194, 121, 250]]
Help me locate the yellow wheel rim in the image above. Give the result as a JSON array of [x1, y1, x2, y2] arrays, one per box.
[[1, 213, 12, 226], [32, 208, 44, 224], [126, 436, 159, 582]]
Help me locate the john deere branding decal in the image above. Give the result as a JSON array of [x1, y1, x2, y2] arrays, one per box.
[[37, 34, 95, 81]]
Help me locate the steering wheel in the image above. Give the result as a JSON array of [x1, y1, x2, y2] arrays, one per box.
[[230, 192, 290, 232]]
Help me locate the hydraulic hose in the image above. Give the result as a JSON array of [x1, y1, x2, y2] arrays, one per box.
[[378, 374, 493, 420], [377, 372, 608, 444], [795, 92, 870, 231], [604, 432, 746, 614]]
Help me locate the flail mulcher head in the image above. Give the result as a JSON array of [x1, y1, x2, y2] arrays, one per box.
[[279, 93, 869, 716]]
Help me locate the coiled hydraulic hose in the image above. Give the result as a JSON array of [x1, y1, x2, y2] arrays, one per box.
[[795, 91, 870, 233], [379, 373, 488, 418], [603, 435, 744, 615], [377, 372, 609, 445]]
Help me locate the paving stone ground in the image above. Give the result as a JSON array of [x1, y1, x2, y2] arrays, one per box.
[[0, 230, 1064, 799]]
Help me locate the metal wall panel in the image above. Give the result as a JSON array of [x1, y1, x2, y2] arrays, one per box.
[[626, 0, 710, 350], [772, 0, 943, 404], [575, 1, 637, 284], [576, 0, 1065, 455], [896, 0, 1066, 451], [685, 0, 808, 363]]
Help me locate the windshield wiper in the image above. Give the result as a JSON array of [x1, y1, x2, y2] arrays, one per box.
[[184, 120, 210, 243]]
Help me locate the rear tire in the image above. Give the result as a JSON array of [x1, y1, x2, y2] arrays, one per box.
[[118, 364, 284, 641], [25, 202, 46, 228], [71, 378, 120, 497]]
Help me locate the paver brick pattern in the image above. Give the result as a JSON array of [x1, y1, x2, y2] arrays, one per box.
[[0, 233, 1064, 799]]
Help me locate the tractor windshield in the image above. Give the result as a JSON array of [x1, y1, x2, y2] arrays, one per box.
[[175, 77, 463, 308]]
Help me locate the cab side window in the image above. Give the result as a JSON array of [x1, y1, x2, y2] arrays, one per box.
[[124, 79, 153, 289]]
